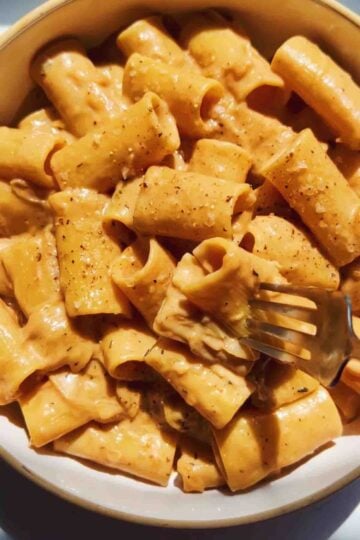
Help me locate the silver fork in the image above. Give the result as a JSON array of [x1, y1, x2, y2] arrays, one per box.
[[240, 283, 360, 387]]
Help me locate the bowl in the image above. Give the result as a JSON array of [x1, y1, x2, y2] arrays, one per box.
[[0, 0, 359, 528]]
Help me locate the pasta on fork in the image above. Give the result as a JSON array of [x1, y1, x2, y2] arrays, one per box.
[[0, 9, 359, 493]]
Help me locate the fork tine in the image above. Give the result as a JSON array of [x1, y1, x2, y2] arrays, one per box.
[[241, 337, 303, 364], [250, 298, 318, 323], [247, 319, 315, 349], [260, 282, 325, 301]]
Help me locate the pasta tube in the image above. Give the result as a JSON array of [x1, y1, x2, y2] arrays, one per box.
[[0, 300, 43, 405], [177, 437, 225, 492], [272, 36, 360, 149], [246, 215, 339, 289], [31, 39, 125, 136], [181, 13, 285, 104], [111, 237, 175, 328], [54, 411, 178, 486], [215, 101, 295, 174], [330, 382, 360, 422], [0, 299, 96, 405], [329, 144, 360, 193], [116, 382, 142, 418], [123, 53, 224, 138], [251, 362, 319, 409], [101, 319, 157, 380], [49, 189, 131, 317], [147, 384, 212, 444], [0, 127, 63, 188], [154, 267, 256, 366], [103, 176, 143, 234], [213, 387, 342, 491], [0, 180, 51, 237], [49, 360, 123, 422], [173, 238, 284, 337], [19, 379, 91, 447], [23, 301, 96, 373], [1, 227, 61, 317], [188, 139, 251, 182], [133, 166, 255, 241], [51, 92, 180, 192], [145, 338, 255, 429], [117, 16, 189, 66], [261, 129, 360, 266], [341, 359, 360, 395], [18, 107, 76, 145]]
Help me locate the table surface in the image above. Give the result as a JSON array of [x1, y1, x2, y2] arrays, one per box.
[[0, 1, 359, 538]]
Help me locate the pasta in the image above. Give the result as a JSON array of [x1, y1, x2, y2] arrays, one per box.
[[245, 215, 339, 289], [54, 410, 178, 487], [132, 166, 255, 241], [177, 437, 225, 492], [0, 126, 63, 188], [180, 12, 286, 105], [213, 387, 342, 491], [0, 180, 51, 237], [260, 129, 360, 266], [145, 338, 255, 429], [0, 10, 358, 494], [188, 139, 252, 183], [123, 53, 224, 138], [31, 39, 127, 136], [1, 226, 61, 316], [49, 188, 131, 317], [51, 92, 180, 192], [272, 36, 360, 149], [111, 237, 176, 328]]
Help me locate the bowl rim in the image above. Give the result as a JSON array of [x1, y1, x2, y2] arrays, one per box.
[[1, 441, 359, 528], [0, 0, 359, 528]]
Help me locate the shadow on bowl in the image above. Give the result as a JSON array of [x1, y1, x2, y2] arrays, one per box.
[[0, 457, 359, 540]]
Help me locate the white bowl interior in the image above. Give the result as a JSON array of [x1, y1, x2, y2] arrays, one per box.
[[0, 0, 359, 527]]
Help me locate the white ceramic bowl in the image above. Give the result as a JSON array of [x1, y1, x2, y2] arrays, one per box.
[[0, 0, 359, 528]]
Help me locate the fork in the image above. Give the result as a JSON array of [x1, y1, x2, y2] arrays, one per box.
[[240, 283, 360, 387]]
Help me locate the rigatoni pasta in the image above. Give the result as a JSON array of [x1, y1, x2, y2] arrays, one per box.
[[123, 53, 224, 138], [31, 39, 126, 137], [49, 188, 131, 317], [261, 129, 360, 266], [272, 36, 360, 149], [133, 166, 255, 241], [0, 9, 358, 494]]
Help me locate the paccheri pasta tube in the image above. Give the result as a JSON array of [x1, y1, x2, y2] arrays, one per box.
[[117, 16, 190, 67], [111, 237, 175, 328], [101, 319, 157, 380], [0, 181, 51, 237], [0, 127, 63, 188], [31, 39, 127, 136], [54, 410, 178, 486], [188, 139, 252, 182], [145, 338, 254, 429], [1, 227, 61, 317], [51, 93, 180, 192], [272, 36, 360, 150], [245, 215, 339, 289], [133, 166, 255, 241], [261, 129, 360, 266], [213, 387, 342, 491], [181, 12, 286, 105], [49, 189, 131, 317], [123, 53, 224, 138]]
